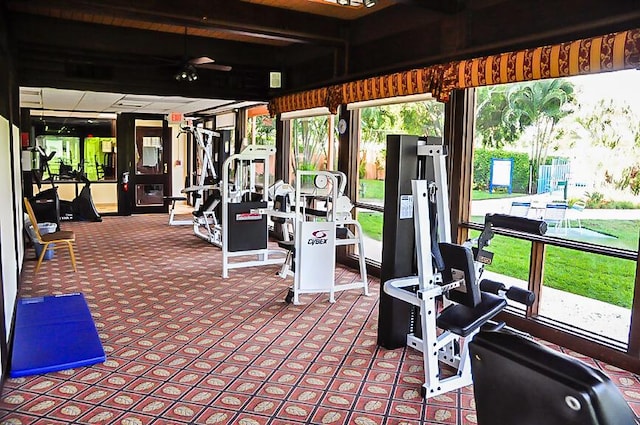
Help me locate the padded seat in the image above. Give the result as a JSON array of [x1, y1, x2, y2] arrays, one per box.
[[164, 195, 187, 202], [470, 330, 638, 425], [436, 292, 507, 337], [42, 230, 74, 242], [277, 240, 295, 252], [193, 190, 221, 217]]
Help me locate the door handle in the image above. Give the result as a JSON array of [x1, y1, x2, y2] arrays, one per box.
[[164, 163, 168, 173]]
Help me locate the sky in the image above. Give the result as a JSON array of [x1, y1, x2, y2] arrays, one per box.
[[569, 69, 640, 111]]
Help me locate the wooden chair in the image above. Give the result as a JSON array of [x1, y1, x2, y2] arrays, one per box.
[[23, 197, 77, 273]]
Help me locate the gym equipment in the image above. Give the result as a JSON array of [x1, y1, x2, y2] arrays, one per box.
[[66, 172, 102, 222], [31, 146, 102, 223], [219, 144, 285, 278], [176, 125, 284, 277], [379, 135, 544, 399], [177, 125, 222, 238], [276, 170, 369, 304], [268, 180, 295, 241], [384, 180, 542, 399], [164, 195, 190, 226], [10, 293, 105, 377], [470, 329, 638, 425], [378, 135, 451, 349]]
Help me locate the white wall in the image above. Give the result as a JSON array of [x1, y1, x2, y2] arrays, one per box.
[[13, 125, 23, 269], [0, 116, 20, 343], [170, 123, 187, 197]]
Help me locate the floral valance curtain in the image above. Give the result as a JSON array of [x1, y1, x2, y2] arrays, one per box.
[[442, 28, 640, 98], [268, 28, 640, 116]]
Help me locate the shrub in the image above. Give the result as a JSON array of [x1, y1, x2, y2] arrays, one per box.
[[473, 149, 530, 193], [584, 191, 607, 209]]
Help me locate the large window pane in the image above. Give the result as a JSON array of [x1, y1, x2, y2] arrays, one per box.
[[539, 246, 634, 344], [356, 99, 444, 264], [248, 113, 276, 146], [354, 207, 383, 263], [36, 136, 81, 180], [84, 137, 116, 181], [470, 70, 640, 345], [471, 71, 640, 251], [289, 115, 338, 182]]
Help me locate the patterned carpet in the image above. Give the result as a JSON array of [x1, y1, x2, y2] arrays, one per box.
[[1, 214, 639, 424]]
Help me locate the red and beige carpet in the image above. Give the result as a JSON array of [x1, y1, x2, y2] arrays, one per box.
[[1, 214, 639, 424]]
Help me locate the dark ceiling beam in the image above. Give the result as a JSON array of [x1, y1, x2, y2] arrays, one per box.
[[346, 3, 441, 46], [6, 0, 346, 46], [16, 56, 271, 102], [284, 0, 640, 92], [468, 0, 640, 48], [393, 0, 467, 14], [9, 13, 285, 68]]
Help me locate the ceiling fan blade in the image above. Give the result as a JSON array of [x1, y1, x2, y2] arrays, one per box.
[[196, 63, 233, 72], [188, 56, 215, 65]]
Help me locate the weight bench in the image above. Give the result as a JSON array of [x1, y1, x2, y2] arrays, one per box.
[[470, 329, 638, 425], [163, 196, 190, 226]]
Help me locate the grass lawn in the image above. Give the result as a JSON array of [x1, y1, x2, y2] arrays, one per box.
[[358, 210, 638, 308], [469, 218, 639, 309], [359, 183, 526, 202], [357, 211, 383, 241], [579, 219, 640, 251], [359, 179, 384, 200], [472, 189, 527, 200]]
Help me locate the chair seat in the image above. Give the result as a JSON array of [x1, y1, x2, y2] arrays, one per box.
[[277, 240, 295, 252], [42, 231, 75, 242], [164, 196, 187, 202], [436, 292, 507, 337]]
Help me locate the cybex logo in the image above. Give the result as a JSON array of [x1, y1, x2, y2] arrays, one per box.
[[308, 230, 328, 245]]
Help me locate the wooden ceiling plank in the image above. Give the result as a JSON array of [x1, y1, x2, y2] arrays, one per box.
[[6, 0, 346, 46]]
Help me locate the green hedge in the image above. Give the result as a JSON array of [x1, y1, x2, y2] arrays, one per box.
[[473, 149, 530, 193]]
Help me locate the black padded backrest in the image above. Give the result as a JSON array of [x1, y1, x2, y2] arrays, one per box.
[[469, 330, 638, 425], [438, 242, 481, 308]]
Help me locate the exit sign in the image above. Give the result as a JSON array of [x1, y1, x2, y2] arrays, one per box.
[[169, 112, 183, 123]]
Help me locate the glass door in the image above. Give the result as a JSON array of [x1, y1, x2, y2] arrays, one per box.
[[132, 119, 171, 213]]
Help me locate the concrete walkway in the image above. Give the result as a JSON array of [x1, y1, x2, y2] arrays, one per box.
[[482, 270, 630, 343], [471, 194, 640, 220]]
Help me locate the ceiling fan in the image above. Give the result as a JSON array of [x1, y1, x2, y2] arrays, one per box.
[[173, 28, 232, 82]]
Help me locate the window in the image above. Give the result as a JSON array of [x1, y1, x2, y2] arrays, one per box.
[[33, 118, 117, 182], [470, 70, 640, 344], [248, 112, 276, 146], [36, 136, 80, 180], [289, 114, 338, 182], [355, 99, 445, 263], [84, 137, 116, 181]]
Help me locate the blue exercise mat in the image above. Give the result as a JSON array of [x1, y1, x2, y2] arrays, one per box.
[[10, 293, 106, 378]]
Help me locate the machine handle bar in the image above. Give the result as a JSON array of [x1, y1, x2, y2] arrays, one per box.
[[480, 279, 535, 307], [485, 213, 547, 235]]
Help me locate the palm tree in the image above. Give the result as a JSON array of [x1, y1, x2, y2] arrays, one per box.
[[503, 79, 575, 193], [475, 85, 522, 148]]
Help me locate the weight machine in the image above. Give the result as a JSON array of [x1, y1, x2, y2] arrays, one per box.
[[379, 135, 539, 399], [379, 134, 638, 421], [276, 170, 369, 304], [176, 125, 221, 232], [219, 144, 286, 278]]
